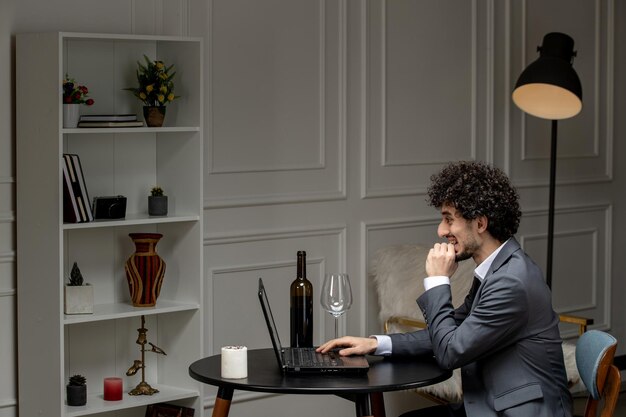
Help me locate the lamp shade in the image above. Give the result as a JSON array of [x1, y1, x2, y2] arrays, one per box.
[[512, 32, 582, 120]]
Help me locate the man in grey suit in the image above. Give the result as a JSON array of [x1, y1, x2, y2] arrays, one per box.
[[318, 161, 572, 417]]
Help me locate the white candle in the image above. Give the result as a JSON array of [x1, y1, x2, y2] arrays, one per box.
[[221, 346, 248, 379]]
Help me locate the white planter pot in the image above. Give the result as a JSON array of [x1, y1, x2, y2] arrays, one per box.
[[63, 104, 81, 128], [64, 285, 93, 314]]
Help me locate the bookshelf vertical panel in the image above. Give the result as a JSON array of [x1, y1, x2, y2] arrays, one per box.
[[17, 32, 65, 417]]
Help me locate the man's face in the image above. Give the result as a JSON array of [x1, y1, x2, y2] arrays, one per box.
[[437, 204, 480, 262]]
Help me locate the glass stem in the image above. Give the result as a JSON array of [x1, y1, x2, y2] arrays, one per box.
[[334, 317, 339, 339]]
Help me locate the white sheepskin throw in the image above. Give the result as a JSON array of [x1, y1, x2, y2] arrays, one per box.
[[370, 244, 579, 404]]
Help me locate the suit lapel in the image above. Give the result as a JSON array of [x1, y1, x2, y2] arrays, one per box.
[[486, 237, 521, 277], [469, 238, 521, 311]]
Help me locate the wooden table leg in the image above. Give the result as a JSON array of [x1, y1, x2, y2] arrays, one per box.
[[354, 393, 373, 417], [371, 392, 386, 417], [212, 386, 234, 417]]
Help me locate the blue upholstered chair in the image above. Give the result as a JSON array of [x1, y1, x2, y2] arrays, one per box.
[[575, 330, 621, 417]]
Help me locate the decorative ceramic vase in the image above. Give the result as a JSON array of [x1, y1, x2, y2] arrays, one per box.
[[148, 195, 168, 216], [66, 384, 87, 406], [143, 106, 166, 127], [63, 104, 81, 128], [125, 233, 166, 307]]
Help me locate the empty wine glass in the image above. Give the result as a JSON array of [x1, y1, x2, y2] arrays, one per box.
[[320, 273, 353, 339]]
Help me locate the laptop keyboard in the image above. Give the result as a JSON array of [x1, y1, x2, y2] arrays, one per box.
[[289, 348, 343, 367]]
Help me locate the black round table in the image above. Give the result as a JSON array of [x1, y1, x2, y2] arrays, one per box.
[[189, 348, 451, 417]]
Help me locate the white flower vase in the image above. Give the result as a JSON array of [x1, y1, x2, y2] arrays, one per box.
[[63, 104, 81, 128]]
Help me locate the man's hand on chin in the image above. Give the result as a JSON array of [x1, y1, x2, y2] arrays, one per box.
[[426, 242, 458, 277]]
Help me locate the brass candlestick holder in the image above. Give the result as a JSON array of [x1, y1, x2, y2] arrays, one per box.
[[126, 315, 167, 395]]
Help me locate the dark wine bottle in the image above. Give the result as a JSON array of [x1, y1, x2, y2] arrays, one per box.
[[290, 250, 313, 347]]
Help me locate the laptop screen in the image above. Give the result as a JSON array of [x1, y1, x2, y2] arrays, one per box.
[[258, 278, 286, 367]]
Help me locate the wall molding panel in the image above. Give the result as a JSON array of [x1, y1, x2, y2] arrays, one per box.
[[204, 224, 347, 357], [362, 0, 494, 199], [519, 203, 612, 331], [205, 0, 347, 208], [521, 228, 599, 313], [204, 224, 347, 246], [209, 256, 328, 348]]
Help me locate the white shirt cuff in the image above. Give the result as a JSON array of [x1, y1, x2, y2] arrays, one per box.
[[423, 275, 450, 291], [371, 335, 392, 356]]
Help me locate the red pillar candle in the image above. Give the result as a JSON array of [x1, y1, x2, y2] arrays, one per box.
[[103, 377, 123, 401]]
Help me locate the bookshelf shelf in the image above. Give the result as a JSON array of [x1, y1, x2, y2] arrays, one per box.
[[63, 300, 200, 325], [64, 385, 199, 417], [62, 213, 200, 230], [17, 32, 204, 417], [62, 126, 200, 134]]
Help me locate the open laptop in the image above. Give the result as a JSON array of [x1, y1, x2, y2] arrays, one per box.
[[257, 278, 369, 374]]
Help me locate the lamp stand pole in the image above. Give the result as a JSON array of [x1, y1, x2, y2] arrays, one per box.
[[546, 119, 558, 289]]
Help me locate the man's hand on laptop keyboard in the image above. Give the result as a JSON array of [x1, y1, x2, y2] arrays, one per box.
[[316, 336, 378, 356]]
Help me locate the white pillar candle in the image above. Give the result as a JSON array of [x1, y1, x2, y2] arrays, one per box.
[[221, 346, 248, 379]]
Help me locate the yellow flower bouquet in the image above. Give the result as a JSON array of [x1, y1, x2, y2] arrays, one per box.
[[125, 55, 179, 107]]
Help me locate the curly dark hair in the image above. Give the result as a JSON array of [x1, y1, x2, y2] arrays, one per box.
[[426, 161, 521, 242]]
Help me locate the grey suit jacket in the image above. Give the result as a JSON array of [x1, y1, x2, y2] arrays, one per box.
[[389, 238, 572, 417]]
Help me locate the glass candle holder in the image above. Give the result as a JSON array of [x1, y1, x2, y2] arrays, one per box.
[[103, 377, 123, 401]]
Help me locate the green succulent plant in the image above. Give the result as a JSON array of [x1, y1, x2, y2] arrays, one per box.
[[68, 262, 84, 286]]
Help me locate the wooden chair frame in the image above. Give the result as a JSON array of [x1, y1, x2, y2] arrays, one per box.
[[578, 332, 621, 417]]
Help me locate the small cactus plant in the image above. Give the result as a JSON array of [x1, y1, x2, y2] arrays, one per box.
[[68, 374, 86, 386], [67, 374, 87, 406], [68, 262, 84, 286], [148, 186, 168, 216], [150, 186, 164, 196]]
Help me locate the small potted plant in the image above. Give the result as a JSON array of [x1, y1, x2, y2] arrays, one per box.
[[66, 374, 87, 406], [64, 262, 93, 314], [62, 74, 94, 128], [125, 55, 179, 127], [148, 186, 168, 216]]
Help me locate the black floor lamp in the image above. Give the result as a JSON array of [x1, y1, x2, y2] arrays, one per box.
[[512, 32, 583, 289]]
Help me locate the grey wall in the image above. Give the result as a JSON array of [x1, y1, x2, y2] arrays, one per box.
[[2, 1, 624, 416]]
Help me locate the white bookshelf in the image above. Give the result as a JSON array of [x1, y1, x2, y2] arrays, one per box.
[[17, 32, 203, 417]]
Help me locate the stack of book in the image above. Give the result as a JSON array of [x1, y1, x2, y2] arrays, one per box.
[[62, 154, 93, 223], [78, 114, 144, 128]]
